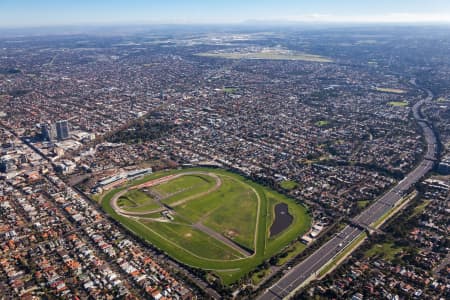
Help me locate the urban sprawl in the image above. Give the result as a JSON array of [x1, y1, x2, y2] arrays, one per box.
[[0, 27, 449, 299]]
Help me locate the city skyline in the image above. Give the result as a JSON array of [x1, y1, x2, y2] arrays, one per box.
[[1, 0, 450, 28]]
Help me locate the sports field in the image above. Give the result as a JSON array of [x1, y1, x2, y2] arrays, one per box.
[[101, 168, 311, 284]]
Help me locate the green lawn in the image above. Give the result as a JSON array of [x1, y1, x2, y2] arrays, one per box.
[[124, 202, 162, 213], [375, 87, 407, 94], [118, 190, 161, 212], [409, 200, 431, 219], [139, 212, 164, 219], [152, 174, 216, 206], [388, 101, 408, 107], [152, 174, 213, 197], [357, 200, 369, 209], [315, 120, 330, 127], [126, 190, 153, 205], [280, 180, 298, 190], [251, 269, 269, 285], [199, 177, 258, 250], [223, 87, 237, 93], [100, 167, 311, 285], [365, 242, 404, 261], [276, 241, 307, 266], [117, 197, 135, 207], [141, 221, 244, 260]]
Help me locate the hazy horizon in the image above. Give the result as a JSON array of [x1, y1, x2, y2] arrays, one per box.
[[1, 0, 450, 29]]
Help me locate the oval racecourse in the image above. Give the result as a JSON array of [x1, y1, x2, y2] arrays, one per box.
[[100, 168, 311, 284]]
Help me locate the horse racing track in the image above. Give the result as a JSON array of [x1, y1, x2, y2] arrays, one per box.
[[100, 168, 311, 284]]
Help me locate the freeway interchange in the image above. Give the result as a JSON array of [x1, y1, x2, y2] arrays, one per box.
[[259, 90, 438, 300]]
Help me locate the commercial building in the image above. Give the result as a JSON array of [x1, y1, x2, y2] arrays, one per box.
[[0, 155, 16, 173], [41, 123, 56, 141], [56, 120, 70, 140]]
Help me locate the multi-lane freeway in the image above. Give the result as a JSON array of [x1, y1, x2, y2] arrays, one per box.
[[259, 90, 438, 300]]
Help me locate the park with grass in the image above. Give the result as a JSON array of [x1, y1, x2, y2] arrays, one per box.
[[315, 120, 330, 127], [100, 168, 311, 284], [388, 101, 409, 107], [374, 87, 407, 94], [365, 242, 405, 261], [280, 180, 298, 190]]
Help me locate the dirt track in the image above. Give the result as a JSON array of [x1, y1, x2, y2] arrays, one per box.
[[110, 171, 222, 217]]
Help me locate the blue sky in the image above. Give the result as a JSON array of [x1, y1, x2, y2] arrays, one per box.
[[1, 0, 450, 27]]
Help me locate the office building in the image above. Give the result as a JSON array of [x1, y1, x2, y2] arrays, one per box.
[[41, 123, 56, 141], [56, 120, 70, 140]]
